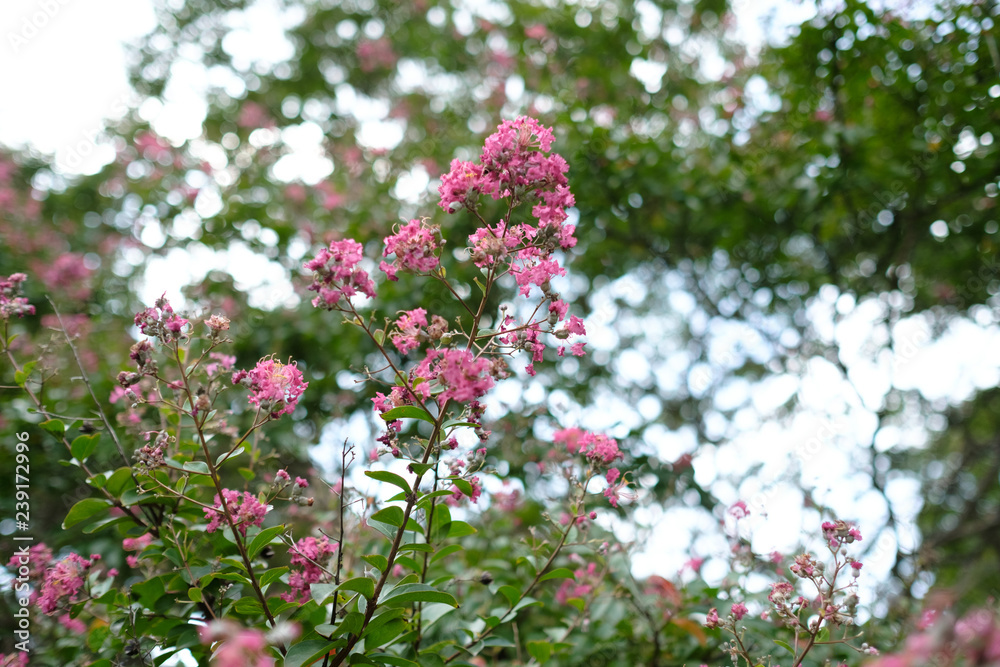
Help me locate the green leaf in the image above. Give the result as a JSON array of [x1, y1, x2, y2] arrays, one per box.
[[338, 577, 376, 600], [283, 640, 340, 667], [449, 478, 474, 497], [497, 585, 520, 606], [374, 328, 385, 345], [40, 419, 65, 436], [71, 434, 100, 462], [380, 583, 458, 608], [260, 566, 288, 590], [365, 470, 411, 494], [370, 506, 405, 527], [539, 567, 575, 583], [398, 543, 434, 554], [380, 406, 435, 424], [247, 525, 285, 559], [442, 419, 480, 429], [233, 597, 263, 615], [331, 612, 364, 638], [363, 618, 407, 648], [188, 587, 203, 603], [63, 498, 111, 528], [362, 554, 389, 572], [181, 460, 210, 475], [105, 467, 135, 496], [310, 583, 338, 606], [447, 521, 476, 538], [408, 462, 434, 476], [215, 446, 244, 467], [430, 504, 452, 541], [527, 640, 552, 662], [774, 639, 794, 655], [369, 655, 419, 667], [430, 544, 463, 564]]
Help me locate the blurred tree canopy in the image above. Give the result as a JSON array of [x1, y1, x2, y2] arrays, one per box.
[[2, 0, 999, 651]]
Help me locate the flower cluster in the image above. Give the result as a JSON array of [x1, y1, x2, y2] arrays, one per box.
[[37, 553, 96, 614], [446, 475, 483, 506], [134, 294, 189, 341], [281, 536, 338, 603], [204, 489, 269, 536], [38, 252, 93, 302], [199, 620, 299, 667], [274, 469, 313, 506], [303, 239, 376, 310], [555, 558, 599, 605], [0, 273, 35, 320], [380, 218, 441, 281], [232, 357, 308, 418], [869, 606, 1000, 667], [122, 533, 154, 568], [423, 348, 495, 404], [821, 519, 862, 548], [554, 427, 623, 467]]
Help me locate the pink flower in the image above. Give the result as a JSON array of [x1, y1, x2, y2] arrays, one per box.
[[234, 357, 308, 418], [281, 536, 338, 603], [199, 621, 291, 667], [356, 38, 396, 72], [304, 239, 377, 309], [237, 101, 274, 129], [731, 602, 748, 620], [603, 478, 630, 507], [446, 476, 483, 506], [58, 613, 86, 633], [391, 307, 428, 354], [380, 219, 441, 280], [728, 500, 749, 519], [37, 553, 94, 614], [438, 160, 483, 212], [0, 273, 35, 319], [768, 581, 794, 604], [122, 533, 153, 567], [553, 428, 623, 468], [681, 557, 704, 574], [705, 607, 720, 628], [525, 24, 548, 39], [429, 349, 494, 404], [204, 489, 269, 536], [133, 294, 188, 340], [38, 253, 93, 301]]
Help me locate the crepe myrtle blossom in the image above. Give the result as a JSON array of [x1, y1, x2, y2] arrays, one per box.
[[122, 533, 154, 568], [391, 307, 428, 354], [199, 621, 300, 667], [380, 218, 441, 281], [37, 553, 96, 614], [204, 489, 269, 536], [0, 272, 35, 319], [553, 427, 624, 467], [134, 294, 189, 340], [281, 536, 338, 603], [303, 238, 376, 309], [446, 475, 483, 507], [232, 356, 308, 418], [821, 520, 862, 548]]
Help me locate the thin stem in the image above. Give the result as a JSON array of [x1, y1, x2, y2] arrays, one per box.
[[47, 298, 129, 468], [171, 342, 279, 630], [1, 337, 157, 537]]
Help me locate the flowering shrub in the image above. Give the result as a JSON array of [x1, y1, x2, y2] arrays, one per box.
[[0, 117, 654, 666]]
